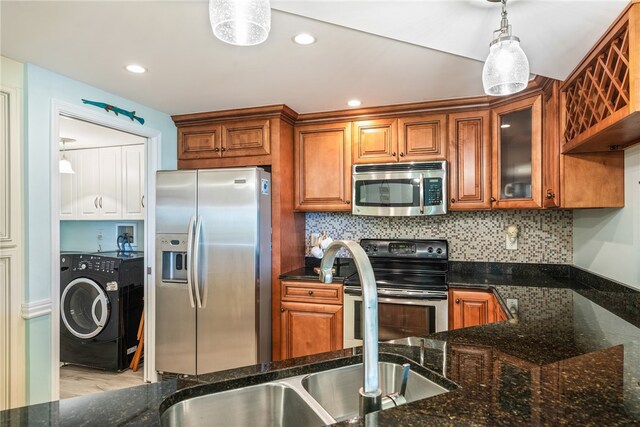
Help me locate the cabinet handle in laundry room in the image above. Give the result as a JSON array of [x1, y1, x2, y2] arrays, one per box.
[[141, 195, 145, 208], [94, 197, 98, 209], [99, 197, 103, 208]]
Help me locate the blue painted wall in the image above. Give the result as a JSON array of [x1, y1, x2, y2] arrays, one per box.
[[24, 63, 176, 404], [60, 220, 145, 253]]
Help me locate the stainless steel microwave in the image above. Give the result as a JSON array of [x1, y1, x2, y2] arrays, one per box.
[[352, 161, 447, 216]]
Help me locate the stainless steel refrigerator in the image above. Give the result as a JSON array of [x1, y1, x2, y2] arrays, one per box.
[[155, 168, 271, 375]]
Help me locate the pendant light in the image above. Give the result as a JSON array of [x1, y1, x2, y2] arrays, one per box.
[[59, 138, 75, 174], [482, 0, 530, 96], [209, 0, 271, 46]]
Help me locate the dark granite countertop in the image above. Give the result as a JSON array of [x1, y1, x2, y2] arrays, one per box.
[[3, 262, 639, 426]]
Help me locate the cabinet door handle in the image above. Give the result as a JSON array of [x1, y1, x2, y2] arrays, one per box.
[[455, 298, 460, 304], [213, 147, 220, 152], [94, 197, 98, 209], [99, 197, 103, 208], [280, 307, 285, 313], [308, 290, 314, 296], [450, 198, 456, 204], [220, 147, 226, 152], [141, 195, 145, 208], [392, 151, 397, 157], [345, 200, 351, 205], [546, 191, 555, 200], [399, 152, 405, 157], [490, 197, 496, 202]]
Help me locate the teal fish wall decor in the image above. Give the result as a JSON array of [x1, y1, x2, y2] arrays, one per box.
[[81, 99, 145, 125]]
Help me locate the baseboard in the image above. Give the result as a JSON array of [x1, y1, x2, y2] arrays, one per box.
[[21, 299, 52, 319]]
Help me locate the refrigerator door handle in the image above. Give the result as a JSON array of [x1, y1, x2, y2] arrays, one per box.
[[186, 215, 196, 309], [193, 215, 204, 308]]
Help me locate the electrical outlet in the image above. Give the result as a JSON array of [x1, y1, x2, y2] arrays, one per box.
[[97, 229, 103, 240], [505, 235, 518, 250], [506, 298, 518, 314]]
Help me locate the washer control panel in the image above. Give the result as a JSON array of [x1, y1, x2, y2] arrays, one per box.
[[72, 255, 118, 274]]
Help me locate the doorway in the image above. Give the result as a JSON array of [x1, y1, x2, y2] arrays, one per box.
[[50, 100, 162, 401]]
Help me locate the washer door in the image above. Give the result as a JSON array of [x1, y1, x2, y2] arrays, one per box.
[[61, 278, 110, 339]]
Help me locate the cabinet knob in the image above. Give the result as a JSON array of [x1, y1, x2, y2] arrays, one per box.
[[213, 147, 220, 152], [455, 298, 460, 304], [450, 198, 456, 204], [392, 152, 397, 157], [490, 197, 497, 202], [220, 147, 226, 152], [345, 200, 351, 205], [546, 191, 555, 200], [308, 290, 314, 296], [280, 307, 285, 312], [399, 152, 405, 157]]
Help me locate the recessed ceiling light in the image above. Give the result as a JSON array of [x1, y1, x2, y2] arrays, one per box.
[[293, 33, 316, 45], [125, 64, 147, 74], [501, 123, 511, 128], [347, 99, 362, 107]]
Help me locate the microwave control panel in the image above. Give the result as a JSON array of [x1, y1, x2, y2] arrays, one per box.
[[424, 178, 443, 206]]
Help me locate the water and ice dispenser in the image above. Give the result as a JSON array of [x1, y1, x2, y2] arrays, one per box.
[[158, 234, 188, 283]]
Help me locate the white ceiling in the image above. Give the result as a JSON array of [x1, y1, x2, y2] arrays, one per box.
[[0, 1, 630, 115]]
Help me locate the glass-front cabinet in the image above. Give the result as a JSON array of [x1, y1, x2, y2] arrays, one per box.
[[491, 95, 543, 209]]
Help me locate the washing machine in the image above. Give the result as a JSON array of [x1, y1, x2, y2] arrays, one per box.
[[60, 252, 144, 371]]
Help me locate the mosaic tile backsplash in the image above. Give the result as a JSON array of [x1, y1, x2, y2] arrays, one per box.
[[305, 210, 573, 264]]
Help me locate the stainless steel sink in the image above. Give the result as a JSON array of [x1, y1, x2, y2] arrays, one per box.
[[301, 361, 449, 422], [161, 361, 450, 426], [160, 382, 328, 427]]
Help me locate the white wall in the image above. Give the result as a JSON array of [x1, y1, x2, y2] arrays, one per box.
[[573, 144, 640, 290]]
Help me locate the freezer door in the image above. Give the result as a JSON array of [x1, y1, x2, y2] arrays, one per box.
[[156, 171, 197, 234], [155, 171, 197, 375], [195, 168, 265, 374]]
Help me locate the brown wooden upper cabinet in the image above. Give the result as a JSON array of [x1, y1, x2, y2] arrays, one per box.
[[353, 116, 447, 164], [448, 110, 491, 210], [177, 119, 269, 161], [294, 122, 352, 211], [491, 95, 543, 209], [352, 118, 398, 164], [178, 123, 222, 160], [398, 114, 447, 161]]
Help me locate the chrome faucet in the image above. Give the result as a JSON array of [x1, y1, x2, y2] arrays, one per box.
[[319, 240, 382, 416]]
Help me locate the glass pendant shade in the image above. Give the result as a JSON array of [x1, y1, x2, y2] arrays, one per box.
[[209, 0, 271, 46], [59, 156, 75, 174], [482, 37, 530, 96]]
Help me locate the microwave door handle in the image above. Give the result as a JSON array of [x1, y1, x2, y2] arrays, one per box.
[[419, 173, 425, 214], [193, 215, 204, 308], [186, 215, 196, 309]]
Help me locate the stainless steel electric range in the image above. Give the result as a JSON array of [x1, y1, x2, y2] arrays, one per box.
[[342, 239, 449, 348]]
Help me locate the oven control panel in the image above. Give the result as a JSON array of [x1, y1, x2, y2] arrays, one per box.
[[360, 239, 448, 259]]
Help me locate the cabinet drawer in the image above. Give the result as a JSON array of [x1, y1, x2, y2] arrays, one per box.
[[281, 281, 343, 304]]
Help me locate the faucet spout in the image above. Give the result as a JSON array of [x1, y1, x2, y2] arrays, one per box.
[[319, 240, 382, 416]]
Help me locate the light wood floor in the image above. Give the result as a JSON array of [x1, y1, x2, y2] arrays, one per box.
[[59, 364, 145, 400]]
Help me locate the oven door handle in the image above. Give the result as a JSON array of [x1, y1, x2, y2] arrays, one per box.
[[344, 286, 448, 300]]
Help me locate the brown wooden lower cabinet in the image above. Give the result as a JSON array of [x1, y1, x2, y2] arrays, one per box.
[[279, 281, 343, 359], [449, 288, 506, 330]]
